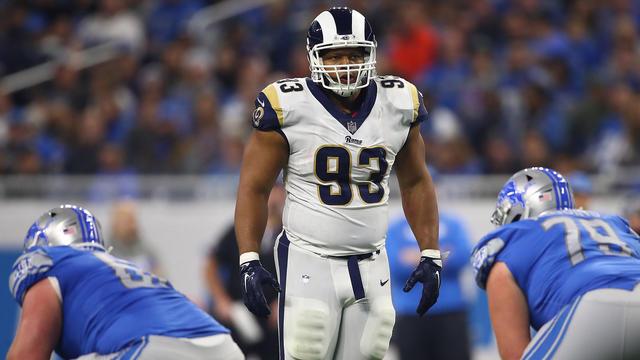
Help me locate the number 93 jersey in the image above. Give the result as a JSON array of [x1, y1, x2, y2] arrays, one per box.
[[9, 246, 228, 359], [252, 76, 427, 256]]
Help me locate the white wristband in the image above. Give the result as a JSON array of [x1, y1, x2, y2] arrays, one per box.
[[421, 249, 441, 259], [239, 252, 260, 265]]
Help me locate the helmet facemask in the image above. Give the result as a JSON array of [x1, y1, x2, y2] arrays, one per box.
[[308, 38, 377, 97]]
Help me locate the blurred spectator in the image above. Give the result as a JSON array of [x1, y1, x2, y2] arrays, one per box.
[[75, 0, 145, 56], [424, 107, 481, 174], [623, 195, 640, 235], [182, 92, 223, 173], [203, 184, 284, 360], [567, 171, 594, 210], [86, 142, 140, 202], [521, 131, 551, 168], [481, 132, 520, 174], [386, 0, 439, 81], [0, 4, 47, 77], [107, 198, 162, 275], [0, 0, 639, 177], [419, 27, 471, 113], [386, 211, 473, 360], [144, 0, 206, 57], [64, 107, 104, 174]]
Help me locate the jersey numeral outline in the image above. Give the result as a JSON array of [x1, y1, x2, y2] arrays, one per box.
[[277, 78, 304, 93], [314, 145, 388, 205], [379, 75, 404, 88], [541, 216, 634, 266], [93, 251, 170, 289]]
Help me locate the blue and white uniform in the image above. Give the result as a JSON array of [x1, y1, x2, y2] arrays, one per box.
[[387, 212, 471, 315], [9, 245, 239, 360], [472, 209, 640, 359], [252, 76, 427, 360]]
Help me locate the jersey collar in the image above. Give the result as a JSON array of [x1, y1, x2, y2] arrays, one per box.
[[305, 78, 377, 134]]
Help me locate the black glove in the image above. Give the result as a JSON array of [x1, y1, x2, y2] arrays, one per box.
[[240, 260, 281, 317], [403, 256, 442, 316]]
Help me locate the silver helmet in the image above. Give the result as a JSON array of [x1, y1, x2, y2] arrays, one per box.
[[23, 204, 104, 251], [491, 167, 575, 226]]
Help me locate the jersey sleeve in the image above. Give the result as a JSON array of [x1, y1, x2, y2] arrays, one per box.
[[470, 233, 506, 290], [8, 248, 55, 305], [251, 84, 283, 131], [407, 82, 428, 126]]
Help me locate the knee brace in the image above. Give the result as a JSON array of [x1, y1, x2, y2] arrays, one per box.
[[360, 299, 395, 360], [285, 297, 331, 360]]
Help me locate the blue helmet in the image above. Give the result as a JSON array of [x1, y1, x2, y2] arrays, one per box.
[[23, 204, 104, 251], [306, 7, 377, 97], [491, 167, 575, 226]]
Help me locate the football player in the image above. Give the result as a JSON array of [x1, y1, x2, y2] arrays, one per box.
[[235, 7, 441, 360], [8, 205, 244, 360], [472, 167, 640, 359]]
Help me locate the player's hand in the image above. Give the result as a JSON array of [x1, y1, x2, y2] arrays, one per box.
[[240, 260, 281, 317], [403, 255, 442, 316]]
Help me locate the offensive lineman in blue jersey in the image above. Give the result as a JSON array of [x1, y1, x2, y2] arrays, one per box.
[[471, 167, 640, 360], [7, 204, 244, 360]]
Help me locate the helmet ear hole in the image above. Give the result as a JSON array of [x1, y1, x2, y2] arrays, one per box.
[[512, 214, 521, 223]]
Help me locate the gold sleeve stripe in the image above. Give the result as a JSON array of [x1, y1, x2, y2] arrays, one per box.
[[263, 84, 283, 126], [408, 83, 420, 122]]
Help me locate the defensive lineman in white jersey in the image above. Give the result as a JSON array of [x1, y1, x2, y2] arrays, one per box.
[[235, 7, 442, 360]]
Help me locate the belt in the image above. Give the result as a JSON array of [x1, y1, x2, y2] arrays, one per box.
[[334, 250, 381, 301], [332, 249, 381, 261]]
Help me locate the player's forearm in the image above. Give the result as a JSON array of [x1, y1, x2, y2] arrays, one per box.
[[400, 179, 439, 251], [7, 345, 52, 360], [234, 190, 270, 254], [8, 330, 55, 360]]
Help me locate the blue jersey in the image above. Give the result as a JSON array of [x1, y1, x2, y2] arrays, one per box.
[[387, 212, 471, 315], [9, 246, 228, 359], [471, 209, 640, 330]]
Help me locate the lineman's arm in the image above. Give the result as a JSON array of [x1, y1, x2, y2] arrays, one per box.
[[486, 262, 531, 360], [394, 126, 439, 251], [7, 278, 62, 360], [235, 130, 288, 255]]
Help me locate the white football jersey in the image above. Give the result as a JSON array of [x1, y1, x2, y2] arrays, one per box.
[[252, 76, 428, 256]]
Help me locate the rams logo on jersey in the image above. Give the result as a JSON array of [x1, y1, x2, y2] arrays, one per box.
[[253, 107, 264, 127]]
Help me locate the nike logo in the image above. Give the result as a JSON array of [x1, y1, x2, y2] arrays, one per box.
[[380, 279, 389, 286], [257, 97, 265, 107], [243, 273, 251, 291]]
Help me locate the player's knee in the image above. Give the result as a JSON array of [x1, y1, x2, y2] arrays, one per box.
[[360, 299, 395, 360], [285, 297, 331, 360]]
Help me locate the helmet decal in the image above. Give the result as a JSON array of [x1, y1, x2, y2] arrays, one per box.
[[23, 204, 105, 252], [491, 167, 575, 226]]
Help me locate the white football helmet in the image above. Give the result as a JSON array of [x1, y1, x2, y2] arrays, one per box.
[[306, 7, 377, 97]]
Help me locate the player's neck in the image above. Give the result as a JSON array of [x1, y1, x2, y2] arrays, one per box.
[[325, 88, 363, 115]]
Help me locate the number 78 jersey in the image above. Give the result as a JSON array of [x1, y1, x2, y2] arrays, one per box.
[[252, 76, 428, 256], [471, 209, 640, 330]]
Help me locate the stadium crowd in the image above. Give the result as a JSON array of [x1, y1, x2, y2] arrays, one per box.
[[1, 0, 639, 178]]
